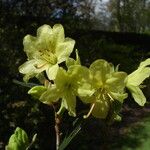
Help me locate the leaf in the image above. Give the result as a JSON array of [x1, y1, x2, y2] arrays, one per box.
[[59, 118, 82, 150], [6, 127, 29, 150], [28, 86, 47, 99], [13, 79, 39, 88], [26, 134, 37, 150]]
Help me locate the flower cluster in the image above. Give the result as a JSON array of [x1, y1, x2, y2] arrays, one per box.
[[19, 24, 150, 119]]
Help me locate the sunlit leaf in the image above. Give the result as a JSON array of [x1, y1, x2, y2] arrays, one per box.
[[28, 86, 47, 99]]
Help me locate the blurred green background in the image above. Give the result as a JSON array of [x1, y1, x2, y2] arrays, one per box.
[[0, 0, 150, 149]]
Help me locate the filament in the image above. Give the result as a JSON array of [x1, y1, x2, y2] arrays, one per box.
[[35, 63, 47, 69], [83, 103, 96, 119]]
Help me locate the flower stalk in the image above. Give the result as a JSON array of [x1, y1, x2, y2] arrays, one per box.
[[55, 113, 61, 150]]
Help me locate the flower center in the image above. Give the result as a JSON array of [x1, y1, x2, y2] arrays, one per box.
[[40, 50, 57, 65]]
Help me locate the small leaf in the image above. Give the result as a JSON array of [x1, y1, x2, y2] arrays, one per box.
[[28, 86, 47, 99]]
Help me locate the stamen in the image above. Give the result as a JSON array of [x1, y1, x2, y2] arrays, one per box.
[[35, 63, 47, 69], [83, 103, 96, 119], [107, 93, 114, 101], [44, 80, 51, 88]]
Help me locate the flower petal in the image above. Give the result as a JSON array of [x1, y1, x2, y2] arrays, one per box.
[[92, 97, 110, 119], [19, 60, 45, 74], [66, 49, 81, 68], [139, 58, 150, 68], [127, 85, 146, 106], [39, 85, 60, 104], [55, 67, 68, 89], [46, 64, 59, 80], [106, 72, 127, 101], [106, 72, 127, 92], [19, 59, 48, 82], [52, 24, 65, 44], [127, 67, 150, 86], [110, 92, 128, 102], [90, 59, 114, 87], [23, 35, 40, 59], [56, 38, 75, 63], [63, 91, 76, 117]]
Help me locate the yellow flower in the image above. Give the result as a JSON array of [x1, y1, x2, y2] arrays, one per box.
[[19, 24, 75, 81], [126, 58, 150, 106]]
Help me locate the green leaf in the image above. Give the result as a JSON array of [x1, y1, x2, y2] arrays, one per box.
[[6, 127, 29, 150], [13, 79, 39, 88], [59, 118, 82, 150], [28, 86, 47, 99], [127, 85, 146, 106]]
